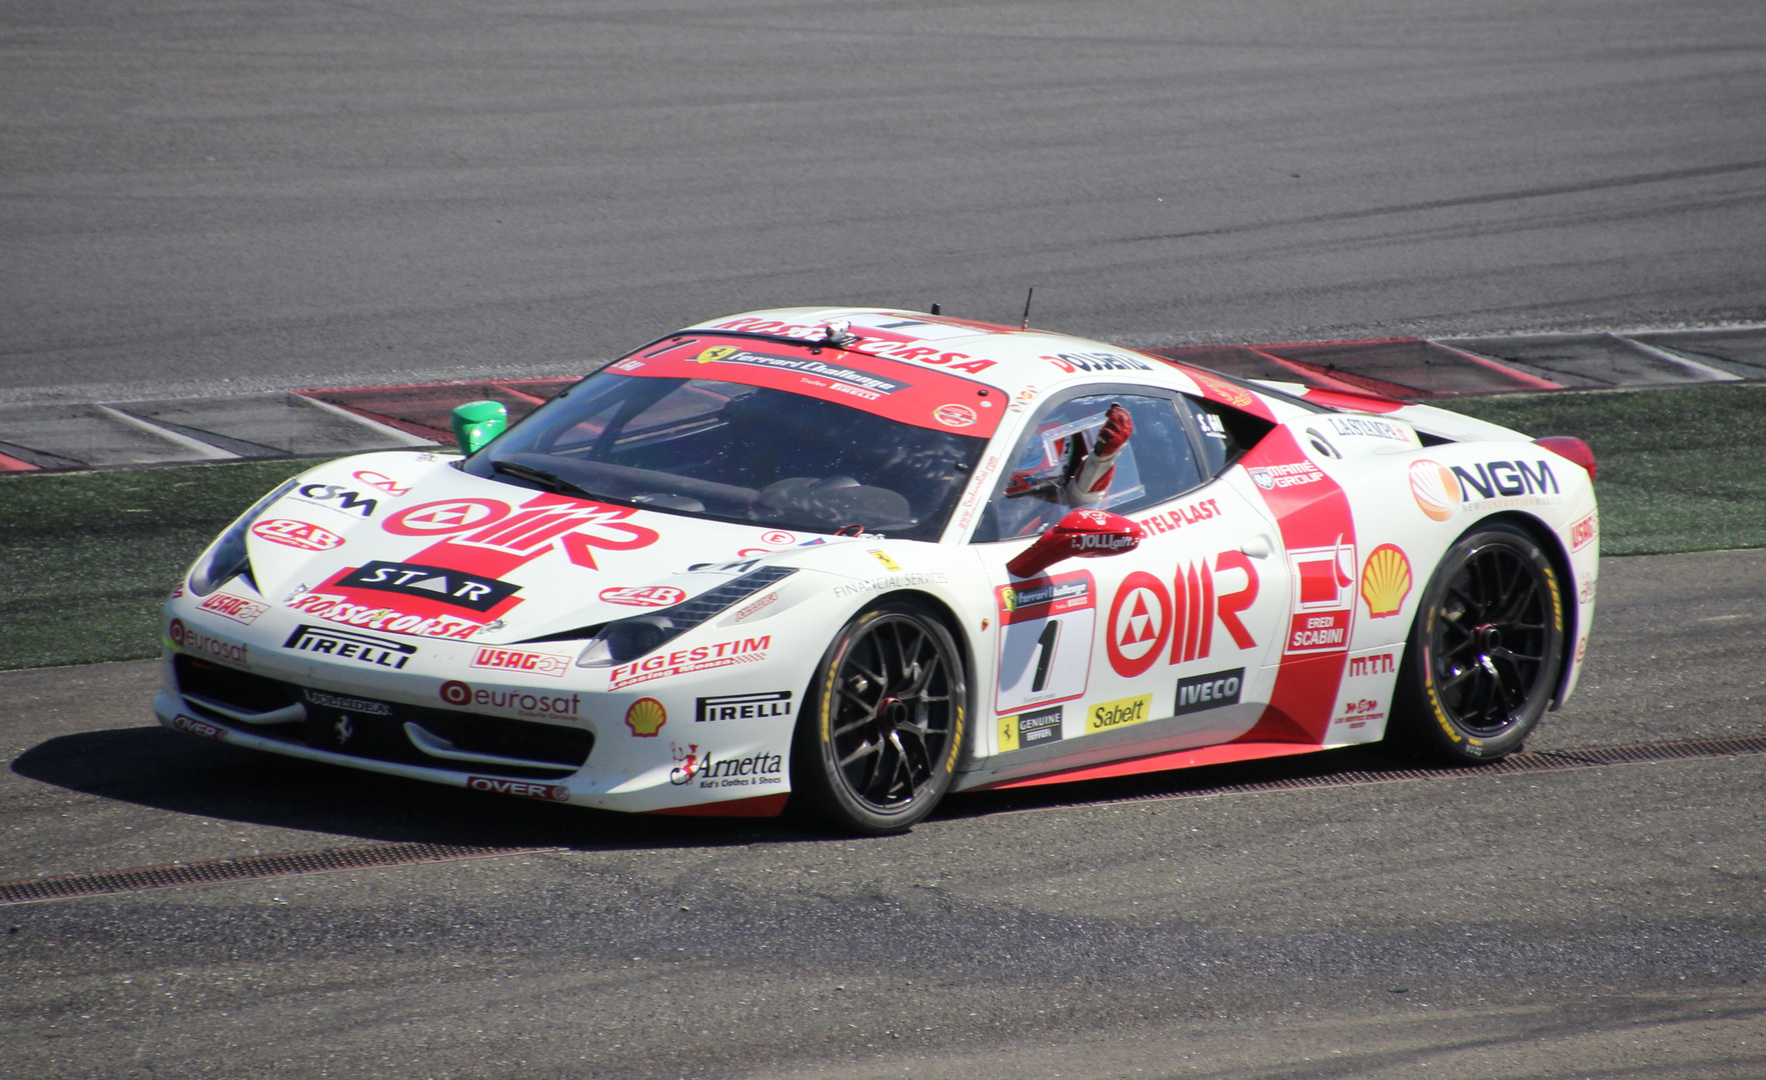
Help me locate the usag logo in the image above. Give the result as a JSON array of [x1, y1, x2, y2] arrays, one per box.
[[338, 561, 519, 613], [696, 691, 793, 722]]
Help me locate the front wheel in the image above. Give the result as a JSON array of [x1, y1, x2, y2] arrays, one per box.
[[1390, 523, 1566, 763], [791, 600, 966, 835]]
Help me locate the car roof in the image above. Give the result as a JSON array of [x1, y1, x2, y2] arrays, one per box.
[[678, 306, 1312, 422]]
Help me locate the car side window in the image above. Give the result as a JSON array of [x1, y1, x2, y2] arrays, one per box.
[[973, 393, 1203, 541], [1179, 395, 1273, 478]]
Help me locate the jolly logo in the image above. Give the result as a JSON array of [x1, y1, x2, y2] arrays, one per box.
[[1105, 553, 1260, 678]]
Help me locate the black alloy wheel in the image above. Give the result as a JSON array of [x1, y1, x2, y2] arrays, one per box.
[[1393, 524, 1566, 762], [792, 600, 966, 834]]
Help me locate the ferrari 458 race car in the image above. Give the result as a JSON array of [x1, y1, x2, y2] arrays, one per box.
[[157, 308, 1599, 833]]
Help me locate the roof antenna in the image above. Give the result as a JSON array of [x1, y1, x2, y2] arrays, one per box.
[[930, 303, 941, 316], [1020, 286, 1035, 330]]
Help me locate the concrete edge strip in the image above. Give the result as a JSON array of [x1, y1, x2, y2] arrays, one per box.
[[6, 735, 1765, 905]]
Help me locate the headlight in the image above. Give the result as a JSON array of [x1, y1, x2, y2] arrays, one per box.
[[572, 566, 798, 667], [189, 479, 300, 597]]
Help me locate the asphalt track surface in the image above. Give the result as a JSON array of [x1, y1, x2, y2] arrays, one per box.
[[6, 2, 1766, 1077], [4, 0, 1766, 402], [4, 550, 1765, 1079]]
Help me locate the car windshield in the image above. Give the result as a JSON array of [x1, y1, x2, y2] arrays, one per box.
[[462, 368, 990, 542]]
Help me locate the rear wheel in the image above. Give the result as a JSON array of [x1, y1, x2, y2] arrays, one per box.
[[791, 600, 966, 835], [1391, 524, 1565, 762]]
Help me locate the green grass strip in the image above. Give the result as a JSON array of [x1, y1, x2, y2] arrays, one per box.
[[0, 460, 318, 672], [1, 382, 1762, 672], [1437, 382, 1766, 557]]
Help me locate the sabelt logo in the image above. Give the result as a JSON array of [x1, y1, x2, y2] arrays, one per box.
[[467, 776, 569, 802], [1087, 693, 1152, 732], [599, 586, 687, 608], [470, 647, 570, 678], [198, 592, 269, 626], [608, 636, 770, 691], [1173, 668, 1243, 715], [439, 680, 582, 719], [1570, 511, 1598, 552], [251, 518, 345, 551], [168, 618, 250, 666], [172, 714, 228, 741]]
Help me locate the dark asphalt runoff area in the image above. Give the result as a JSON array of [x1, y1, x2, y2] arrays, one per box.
[[4, 0, 1765, 402], [4, 551, 1765, 1078]]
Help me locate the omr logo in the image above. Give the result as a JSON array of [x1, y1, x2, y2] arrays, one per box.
[[1106, 572, 1168, 677]]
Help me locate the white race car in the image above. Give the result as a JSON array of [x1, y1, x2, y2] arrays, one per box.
[[157, 308, 1599, 833]]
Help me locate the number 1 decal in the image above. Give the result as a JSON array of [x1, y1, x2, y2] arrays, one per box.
[[995, 570, 1096, 718]]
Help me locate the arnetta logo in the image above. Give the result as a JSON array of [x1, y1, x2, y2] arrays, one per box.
[[471, 647, 570, 678], [1088, 693, 1152, 732], [283, 624, 416, 669], [251, 518, 345, 551], [467, 776, 569, 802], [669, 750, 785, 788], [337, 561, 518, 613], [1174, 668, 1243, 715], [295, 483, 379, 517], [696, 691, 793, 723]]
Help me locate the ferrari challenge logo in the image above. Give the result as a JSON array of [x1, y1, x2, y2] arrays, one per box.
[[695, 345, 740, 364]]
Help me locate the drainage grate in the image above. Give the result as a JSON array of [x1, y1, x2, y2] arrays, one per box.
[[6, 736, 1766, 906], [0, 842, 556, 907], [961, 734, 1766, 813]]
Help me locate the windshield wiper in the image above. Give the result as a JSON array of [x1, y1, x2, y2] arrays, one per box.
[[491, 459, 600, 500]]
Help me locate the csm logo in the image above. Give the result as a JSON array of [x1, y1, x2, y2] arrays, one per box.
[[295, 483, 379, 517], [1348, 652, 1396, 678]]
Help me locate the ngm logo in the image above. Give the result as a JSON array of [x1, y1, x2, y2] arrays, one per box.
[[1410, 458, 1560, 519]]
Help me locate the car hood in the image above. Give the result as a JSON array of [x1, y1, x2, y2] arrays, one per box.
[[235, 451, 877, 644]]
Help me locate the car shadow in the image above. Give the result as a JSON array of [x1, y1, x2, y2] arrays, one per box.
[[10, 726, 804, 853], [13, 725, 1451, 855]]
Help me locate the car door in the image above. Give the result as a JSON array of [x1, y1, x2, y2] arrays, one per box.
[[967, 387, 1290, 776]]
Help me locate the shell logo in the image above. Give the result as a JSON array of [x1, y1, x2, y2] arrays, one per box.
[[1360, 544, 1413, 618], [625, 697, 667, 737], [1408, 460, 1460, 521]]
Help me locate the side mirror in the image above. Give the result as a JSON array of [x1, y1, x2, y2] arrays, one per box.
[[1006, 509, 1145, 579], [451, 399, 508, 454]]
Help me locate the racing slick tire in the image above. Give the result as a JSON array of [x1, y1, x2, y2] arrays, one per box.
[[1390, 523, 1566, 764], [790, 599, 966, 835]]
